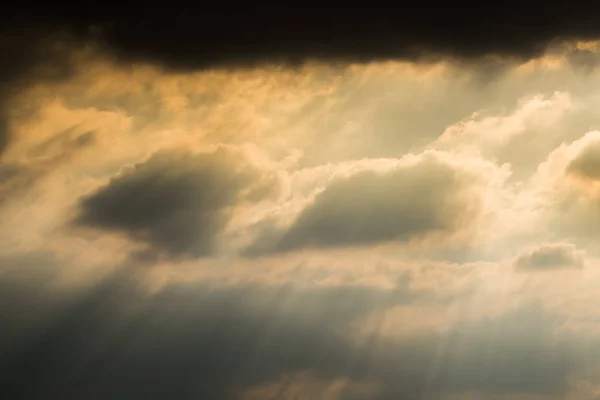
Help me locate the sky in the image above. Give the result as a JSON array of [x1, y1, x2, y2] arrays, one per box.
[[5, 6, 600, 400]]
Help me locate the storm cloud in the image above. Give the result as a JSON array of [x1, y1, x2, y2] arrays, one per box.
[[6, 3, 600, 71]]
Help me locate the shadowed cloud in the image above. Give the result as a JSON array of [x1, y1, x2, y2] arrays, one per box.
[[5, 3, 600, 71], [567, 139, 600, 180], [248, 154, 482, 255], [6, 8, 600, 400], [0, 257, 582, 400], [74, 147, 278, 259], [514, 243, 585, 271]]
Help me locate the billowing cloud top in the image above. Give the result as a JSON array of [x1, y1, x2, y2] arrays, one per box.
[[5, 19, 600, 400]]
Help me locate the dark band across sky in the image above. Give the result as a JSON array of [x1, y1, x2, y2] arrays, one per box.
[[3, 3, 600, 69]]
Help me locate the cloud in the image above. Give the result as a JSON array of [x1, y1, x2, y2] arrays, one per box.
[[431, 91, 581, 181], [0, 162, 34, 204], [0, 262, 584, 400], [514, 243, 586, 271], [74, 146, 278, 259], [567, 138, 600, 180], [437, 92, 572, 149], [0, 26, 87, 156], [0, 128, 96, 209], [562, 41, 600, 73], [0, 250, 97, 363], [240, 372, 377, 400], [529, 131, 600, 248], [8, 23, 600, 400], [0, 265, 422, 399], [247, 152, 496, 255], [347, 302, 575, 400], [7, 4, 600, 73]]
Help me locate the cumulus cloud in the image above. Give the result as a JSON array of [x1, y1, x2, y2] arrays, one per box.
[[74, 147, 278, 259], [431, 91, 580, 181], [247, 152, 498, 255], [514, 243, 586, 271]]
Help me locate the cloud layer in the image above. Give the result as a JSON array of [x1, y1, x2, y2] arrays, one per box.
[[6, 4, 600, 69], [4, 34, 600, 400]]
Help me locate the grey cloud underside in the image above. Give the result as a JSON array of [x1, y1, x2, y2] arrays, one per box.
[[0, 258, 583, 400], [514, 243, 585, 271], [248, 157, 472, 255], [74, 148, 276, 258], [567, 140, 600, 180]]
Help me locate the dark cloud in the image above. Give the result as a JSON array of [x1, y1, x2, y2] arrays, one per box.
[[4, 3, 600, 72], [0, 259, 582, 400], [1, 4, 600, 167], [514, 243, 585, 271], [248, 156, 476, 254], [74, 147, 277, 259], [1, 3, 600, 158], [567, 140, 600, 180], [0, 162, 29, 202]]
